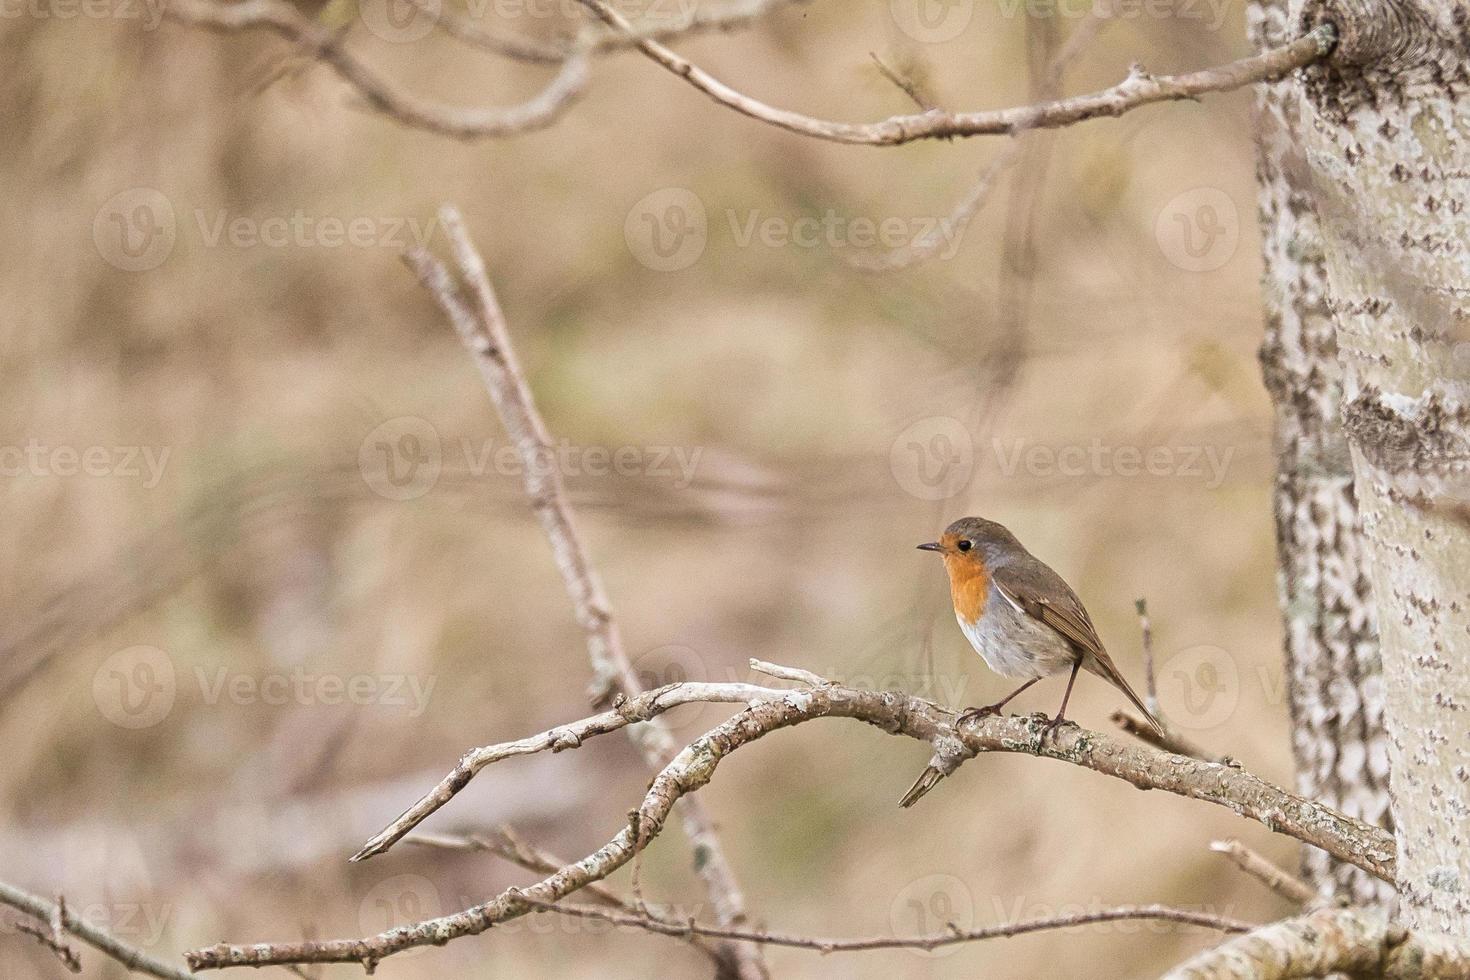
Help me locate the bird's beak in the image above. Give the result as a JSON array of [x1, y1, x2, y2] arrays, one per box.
[[916, 542, 943, 553]]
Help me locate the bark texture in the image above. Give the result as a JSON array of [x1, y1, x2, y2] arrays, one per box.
[[1249, 0, 1393, 904], [1293, 0, 1470, 935]]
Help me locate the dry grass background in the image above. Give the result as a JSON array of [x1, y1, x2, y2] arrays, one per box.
[[1, 1, 1308, 976]]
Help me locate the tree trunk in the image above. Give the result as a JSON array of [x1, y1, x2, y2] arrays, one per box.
[[1293, 0, 1470, 935], [1248, 0, 1392, 904]]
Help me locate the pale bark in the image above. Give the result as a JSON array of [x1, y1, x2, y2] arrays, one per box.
[[1293, 0, 1470, 936], [1249, 0, 1392, 903]]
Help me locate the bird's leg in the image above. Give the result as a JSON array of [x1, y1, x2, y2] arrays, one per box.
[[956, 677, 1041, 725], [1040, 660, 1082, 741]]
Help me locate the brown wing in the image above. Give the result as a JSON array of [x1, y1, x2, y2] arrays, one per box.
[[992, 561, 1164, 734], [991, 561, 1105, 658]]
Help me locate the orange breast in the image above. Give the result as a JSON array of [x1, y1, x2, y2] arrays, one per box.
[[943, 554, 989, 625]]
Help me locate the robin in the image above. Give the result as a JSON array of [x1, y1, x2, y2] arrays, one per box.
[[914, 515, 1163, 748]]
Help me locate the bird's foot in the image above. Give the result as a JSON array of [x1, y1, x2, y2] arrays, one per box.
[[955, 703, 1003, 726], [1038, 714, 1073, 743]]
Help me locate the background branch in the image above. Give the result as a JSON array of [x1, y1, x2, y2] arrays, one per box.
[[574, 0, 1337, 146], [0, 881, 197, 980]]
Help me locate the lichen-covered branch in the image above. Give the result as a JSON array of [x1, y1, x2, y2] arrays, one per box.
[[1162, 906, 1470, 979], [188, 671, 1395, 970]]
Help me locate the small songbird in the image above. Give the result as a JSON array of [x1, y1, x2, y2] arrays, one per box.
[[915, 515, 1163, 747]]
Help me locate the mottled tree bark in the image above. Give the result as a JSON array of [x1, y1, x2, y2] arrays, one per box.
[[1248, 0, 1392, 904], [1292, 0, 1470, 935]]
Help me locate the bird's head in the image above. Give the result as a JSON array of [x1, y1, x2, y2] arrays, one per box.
[[917, 516, 1024, 578]]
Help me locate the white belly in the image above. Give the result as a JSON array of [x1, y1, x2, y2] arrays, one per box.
[[956, 591, 1077, 679]]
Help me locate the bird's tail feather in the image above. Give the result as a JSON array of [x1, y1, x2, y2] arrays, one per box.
[[1086, 654, 1165, 736]]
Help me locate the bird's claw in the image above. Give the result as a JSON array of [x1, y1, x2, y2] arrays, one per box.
[[955, 704, 1002, 726], [1038, 715, 1072, 743]]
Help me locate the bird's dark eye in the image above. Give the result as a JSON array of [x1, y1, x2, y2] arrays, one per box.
[[957, 540, 972, 552]]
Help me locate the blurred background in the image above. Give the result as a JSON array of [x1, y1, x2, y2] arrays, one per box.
[[1, 0, 1303, 976]]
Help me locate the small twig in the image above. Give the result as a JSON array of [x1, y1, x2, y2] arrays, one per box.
[[1111, 599, 1226, 763], [0, 881, 196, 980], [351, 677, 783, 859], [422, 0, 807, 65], [1210, 839, 1317, 905], [520, 896, 1256, 952], [1110, 710, 1226, 764], [405, 828, 726, 964], [748, 658, 828, 687], [869, 52, 936, 112], [1137, 597, 1159, 714], [15, 918, 82, 973], [167, 0, 589, 140], [573, 0, 1337, 146]]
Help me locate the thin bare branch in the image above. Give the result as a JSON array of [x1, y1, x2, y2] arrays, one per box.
[[1161, 906, 1470, 979], [1210, 839, 1317, 905], [521, 896, 1255, 952], [395, 208, 765, 978], [352, 678, 785, 860], [747, 657, 825, 687], [405, 828, 726, 964], [1111, 710, 1226, 763], [574, 0, 1337, 146], [0, 881, 197, 980], [166, 0, 589, 140], [423, 0, 806, 64], [191, 677, 1393, 971]]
